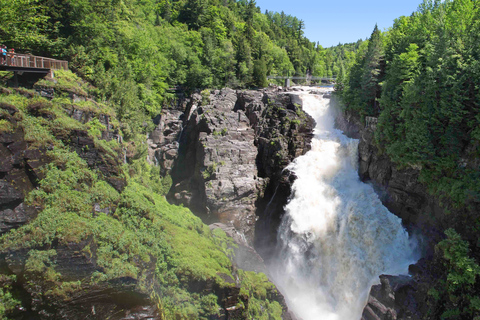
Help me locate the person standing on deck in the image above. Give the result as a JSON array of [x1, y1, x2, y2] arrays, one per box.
[[8, 48, 15, 66], [0, 46, 6, 65]]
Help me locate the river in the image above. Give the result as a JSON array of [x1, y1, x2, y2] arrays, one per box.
[[268, 88, 416, 320]]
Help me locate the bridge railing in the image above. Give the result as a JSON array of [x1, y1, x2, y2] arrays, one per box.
[[4, 53, 68, 70], [267, 75, 336, 81]]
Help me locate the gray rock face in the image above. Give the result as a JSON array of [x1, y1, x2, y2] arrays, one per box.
[[157, 88, 315, 247], [334, 108, 363, 139], [148, 110, 183, 175], [167, 88, 266, 245]]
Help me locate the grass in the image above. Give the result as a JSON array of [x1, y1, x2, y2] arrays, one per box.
[[35, 69, 91, 97]]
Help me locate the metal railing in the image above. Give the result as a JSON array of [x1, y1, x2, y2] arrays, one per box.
[[3, 53, 68, 70], [267, 75, 336, 81]]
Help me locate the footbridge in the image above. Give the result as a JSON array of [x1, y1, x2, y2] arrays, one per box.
[[267, 75, 336, 87]]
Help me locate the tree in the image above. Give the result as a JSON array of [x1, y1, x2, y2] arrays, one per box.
[[360, 24, 384, 115], [252, 58, 268, 87]]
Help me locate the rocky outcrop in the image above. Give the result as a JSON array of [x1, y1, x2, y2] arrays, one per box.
[[166, 88, 264, 245], [147, 95, 190, 175], [357, 128, 443, 253], [0, 103, 43, 235], [2, 241, 159, 320], [251, 91, 314, 257], [362, 275, 421, 320], [53, 128, 126, 192], [334, 108, 363, 140], [160, 88, 315, 247]]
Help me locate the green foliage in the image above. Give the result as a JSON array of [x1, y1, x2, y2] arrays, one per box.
[[0, 275, 20, 319], [200, 89, 211, 105], [0, 119, 13, 133], [339, 25, 384, 117], [338, 0, 480, 214], [87, 118, 106, 138], [238, 270, 283, 320], [432, 229, 480, 319], [252, 59, 268, 87], [129, 158, 172, 196], [202, 162, 218, 180], [0, 0, 63, 53]]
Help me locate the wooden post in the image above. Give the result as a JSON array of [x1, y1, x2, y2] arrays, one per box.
[[13, 71, 18, 88]]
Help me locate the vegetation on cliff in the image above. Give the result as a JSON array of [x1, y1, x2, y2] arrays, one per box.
[[0, 71, 286, 319], [336, 0, 480, 318]]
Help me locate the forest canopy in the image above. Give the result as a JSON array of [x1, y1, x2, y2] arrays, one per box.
[[0, 0, 362, 135]]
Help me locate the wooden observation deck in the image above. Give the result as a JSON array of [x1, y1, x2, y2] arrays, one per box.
[[0, 53, 68, 86], [0, 53, 68, 73]]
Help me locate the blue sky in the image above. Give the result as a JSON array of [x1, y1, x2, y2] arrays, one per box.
[[254, 0, 423, 47]]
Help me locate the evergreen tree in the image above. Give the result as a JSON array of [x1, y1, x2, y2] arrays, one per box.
[[252, 58, 268, 87], [360, 24, 384, 115]]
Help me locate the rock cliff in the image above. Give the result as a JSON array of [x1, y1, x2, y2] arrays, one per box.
[[154, 88, 315, 249]]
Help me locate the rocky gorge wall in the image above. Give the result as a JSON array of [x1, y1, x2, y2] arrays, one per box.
[[335, 108, 448, 320]]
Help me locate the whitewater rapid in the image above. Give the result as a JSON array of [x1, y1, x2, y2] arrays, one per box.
[[270, 88, 416, 320]]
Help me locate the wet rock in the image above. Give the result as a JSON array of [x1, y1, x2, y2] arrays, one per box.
[[362, 275, 422, 320]]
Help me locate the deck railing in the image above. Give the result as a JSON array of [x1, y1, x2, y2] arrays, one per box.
[[3, 53, 68, 70]]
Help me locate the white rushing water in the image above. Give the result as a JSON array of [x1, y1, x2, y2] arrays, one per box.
[[270, 88, 416, 320]]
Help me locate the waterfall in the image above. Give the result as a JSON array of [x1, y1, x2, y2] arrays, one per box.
[[269, 89, 416, 320]]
